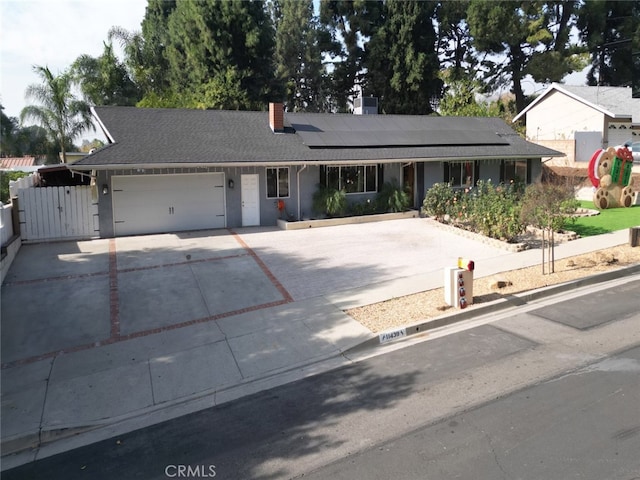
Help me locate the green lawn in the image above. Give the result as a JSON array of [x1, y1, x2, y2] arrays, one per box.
[[565, 201, 640, 237]]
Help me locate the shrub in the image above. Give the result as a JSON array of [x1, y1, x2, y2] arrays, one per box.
[[376, 180, 410, 213], [312, 185, 347, 217], [424, 181, 525, 241], [422, 182, 455, 221], [471, 180, 524, 241], [349, 198, 377, 216], [1, 171, 30, 204]]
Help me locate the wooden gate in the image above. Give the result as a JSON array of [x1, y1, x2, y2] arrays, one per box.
[[17, 186, 99, 242]]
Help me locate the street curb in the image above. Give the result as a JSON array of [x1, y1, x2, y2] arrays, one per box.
[[345, 263, 640, 354], [0, 346, 361, 469]]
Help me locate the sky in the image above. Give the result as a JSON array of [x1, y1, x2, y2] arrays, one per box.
[[0, 0, 588, 146], [0, 0, 147, 141]]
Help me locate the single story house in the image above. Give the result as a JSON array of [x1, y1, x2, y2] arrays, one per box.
[[512, 83, 639, 166], [70, 103, 561, 237]]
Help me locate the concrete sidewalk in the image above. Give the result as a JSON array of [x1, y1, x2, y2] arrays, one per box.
[[1, 220, 636, 469]]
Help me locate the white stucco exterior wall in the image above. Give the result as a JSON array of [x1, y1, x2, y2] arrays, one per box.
[[525, 90, 605, 141]]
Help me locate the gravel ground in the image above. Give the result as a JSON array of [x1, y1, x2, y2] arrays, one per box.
[[347, 244, 640, 333]]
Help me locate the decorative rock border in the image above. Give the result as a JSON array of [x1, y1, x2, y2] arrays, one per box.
[[423, 217, 580, 252], [573, 208, 600, 217], [422, 218, 529, 252], [524, 225, 579, 243]]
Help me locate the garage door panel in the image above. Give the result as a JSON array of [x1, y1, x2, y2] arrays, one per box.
[[112, 174, 226, 236], [608, 127, 631, 148]]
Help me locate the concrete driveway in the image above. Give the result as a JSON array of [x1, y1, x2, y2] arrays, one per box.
[[3, 218, 634, 465], [1, 218, 506, 367]]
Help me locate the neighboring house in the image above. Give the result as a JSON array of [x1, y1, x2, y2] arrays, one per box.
[[59, 152, 89, 164], [69, 103, 561, 237], [513, 83, 640, 166], [0, 156, 38, 172]]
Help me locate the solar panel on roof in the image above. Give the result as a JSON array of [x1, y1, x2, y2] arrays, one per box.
[[292, 127, 509, 148], [286, 115, 511, 148]]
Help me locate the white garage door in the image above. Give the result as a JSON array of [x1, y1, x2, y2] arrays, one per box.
[[112, 173, 226, 236], [608, 125, 631, 148]]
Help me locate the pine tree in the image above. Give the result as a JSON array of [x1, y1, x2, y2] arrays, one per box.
[[273, 0, 328, 112], [165, 0, 277, 109], [364, 0, 442, 114], [577, 0, 633, 87]]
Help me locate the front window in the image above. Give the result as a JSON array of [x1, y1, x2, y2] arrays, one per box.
[[501, 160, 527, 184], [266, 167, 289, 198], [445, 161, 474, 187], [325, 165, 378, 193]]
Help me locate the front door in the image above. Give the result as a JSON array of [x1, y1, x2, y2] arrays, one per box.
[[403, 163, 415, 208], [241, 174, 260, 226]]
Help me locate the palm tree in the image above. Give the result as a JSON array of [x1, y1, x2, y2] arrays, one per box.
[[20, 65, 94, 163]]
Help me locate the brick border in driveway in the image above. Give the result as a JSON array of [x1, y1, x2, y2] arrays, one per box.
[[1, 231, 293, 369]]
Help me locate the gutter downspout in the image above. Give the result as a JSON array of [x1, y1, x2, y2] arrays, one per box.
[[297, 165, 307, 221]]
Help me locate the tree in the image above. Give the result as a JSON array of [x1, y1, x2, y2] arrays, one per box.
[[438, 72, 499, 117], [0, 104, 58, 161], [1, 104, 20, 156], [319, 0, 383, 112], [71, 42, 141, 106], [467, 0, 585, 112], [434, 0, 475, 81], [526, 0, 588, 84], [634, 0, 640, 97], [107, 0, 176, 105], [520, 182, 579, 274], [577, 0, 634, 87], [272, 0, 329, 112], [20, 65, 94, 163], [14, 125, 59, 162], [364, 0, 442, 114], [80, 138, 105, 153], [164, 0, 278, 110], [138, 0, 176, 95]]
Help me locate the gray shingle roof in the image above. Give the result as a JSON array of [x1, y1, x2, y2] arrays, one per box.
[[558, 84, 634, 118], [513, 83, 639, 123], [74, 106, 562, 168]]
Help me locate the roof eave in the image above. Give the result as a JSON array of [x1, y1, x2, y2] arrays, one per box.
[[91, 106, 115, 143], [68, 153, 563, 171]]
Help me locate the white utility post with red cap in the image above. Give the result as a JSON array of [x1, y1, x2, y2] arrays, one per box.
[[444, 258, 474, 309]]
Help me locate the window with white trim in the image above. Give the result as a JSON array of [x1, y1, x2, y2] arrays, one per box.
[[266, 167, 289, 198]]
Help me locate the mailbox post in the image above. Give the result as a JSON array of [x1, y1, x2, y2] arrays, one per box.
[[444, 258, 474, 309]]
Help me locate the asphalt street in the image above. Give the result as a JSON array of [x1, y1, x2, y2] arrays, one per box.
[[302, 345, 640, 480], [3, 278, 639, 480]]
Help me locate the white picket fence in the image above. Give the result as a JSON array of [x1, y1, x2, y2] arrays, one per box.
[[11, 174, 100, 242], [8, 172, 39, 196], [1, 203, 13, 245]]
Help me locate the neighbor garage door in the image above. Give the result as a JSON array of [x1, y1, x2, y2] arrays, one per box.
[[112, 173, 226, 236]]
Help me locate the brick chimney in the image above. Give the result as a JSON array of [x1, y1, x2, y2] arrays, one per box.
[[269, 102, 284, 133]]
